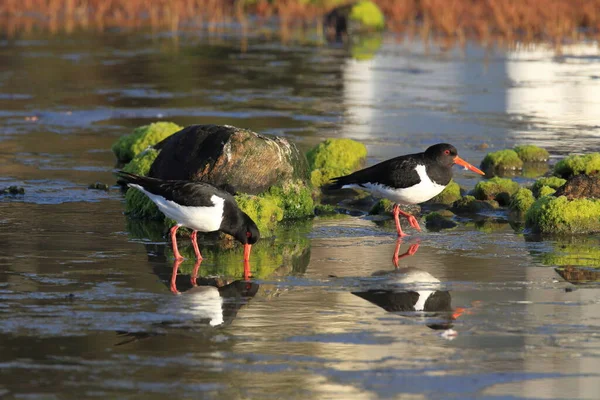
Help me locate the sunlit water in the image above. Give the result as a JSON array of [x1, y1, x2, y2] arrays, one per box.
[[1, 31, 599, 399]]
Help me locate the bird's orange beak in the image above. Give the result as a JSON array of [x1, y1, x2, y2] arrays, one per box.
[[243, 243, 252, 261], [454, 156, 485, 175]]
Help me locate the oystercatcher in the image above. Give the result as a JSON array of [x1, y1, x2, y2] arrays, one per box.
[[117, 171, 260, 261], [327, 143, 484, 237]]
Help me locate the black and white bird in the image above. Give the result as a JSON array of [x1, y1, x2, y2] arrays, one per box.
[[117, 171, 260, 261], [327, 143, 484, 237]]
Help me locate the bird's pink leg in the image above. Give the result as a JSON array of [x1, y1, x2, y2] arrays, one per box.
[[170, 258, 183, 295], [392, 239, 420, 268], [170, 225, 184, 261], [392, 204, 409, 237], [190, 231, 203, 261], [395, 206, 421, 231], [190, 258, 202, 287]]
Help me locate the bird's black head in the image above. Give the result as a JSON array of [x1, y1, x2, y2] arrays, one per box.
[[233, 213, 260, 245], [424, 143, 458, 167]]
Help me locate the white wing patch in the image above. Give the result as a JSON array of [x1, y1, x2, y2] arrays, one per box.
[[342, 164, 446, 205], [129, 184, 225, 232]]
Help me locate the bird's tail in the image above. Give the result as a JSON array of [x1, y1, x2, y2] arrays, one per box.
[[322, 174, 357, 191], [115, 170, 160, 187]]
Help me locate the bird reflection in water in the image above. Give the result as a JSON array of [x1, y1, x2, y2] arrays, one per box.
[[353, 239, 465, 333], [115, 258, 258, 345]]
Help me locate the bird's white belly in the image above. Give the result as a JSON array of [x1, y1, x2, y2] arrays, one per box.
[[343, 164, 446, 205], [130, 184, 225, 232]]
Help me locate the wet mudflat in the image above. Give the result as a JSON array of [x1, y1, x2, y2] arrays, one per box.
[[1, 31, 600, 399]]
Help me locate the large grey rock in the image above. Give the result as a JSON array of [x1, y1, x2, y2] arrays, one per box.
[[150, 124, 310, 195]]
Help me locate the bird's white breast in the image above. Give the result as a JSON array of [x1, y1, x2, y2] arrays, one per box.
[[130, 184, 225, 232], [393, 269, 441, 311], [343, 164, 446, 205]]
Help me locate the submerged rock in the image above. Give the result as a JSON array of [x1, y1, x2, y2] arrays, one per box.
[[425, 211, 457, 231], [554, 153, 600, 178], [150, 124, 310, 195], [111, 122, 182, 163], [369, 198, 420, 217], [472, 177, 519, 205], [525, 196, 600, 234], [1, 186, 25, 195], [88, 182, 109, 191], [323, 0, 385, 41], [554, 174, 600, 200], [307, 138, 367, 188], [450, 195, 499, 215]]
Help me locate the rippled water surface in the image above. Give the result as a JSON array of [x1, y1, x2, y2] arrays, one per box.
[[1, 31, 600, 399]]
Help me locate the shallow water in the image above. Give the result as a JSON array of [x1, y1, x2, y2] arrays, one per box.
[[1, 31, 600, 399]]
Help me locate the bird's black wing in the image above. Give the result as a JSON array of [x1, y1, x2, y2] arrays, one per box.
[[328, 154, 423, 189], [116, 171, 235, 207]]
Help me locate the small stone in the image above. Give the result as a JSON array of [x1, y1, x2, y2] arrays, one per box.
[[472, 177, 520, 203], [1, 186, 25, 195], [451, 195, 499, 215], [88, 182, 109, 191]]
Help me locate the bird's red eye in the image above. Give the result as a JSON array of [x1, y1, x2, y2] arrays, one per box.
[[246, 231, 251, 238], [444, 150, 451, 155]]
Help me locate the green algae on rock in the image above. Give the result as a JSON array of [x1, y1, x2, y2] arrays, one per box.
[[554, 153, 600, 178], [111, 122, 182, 163], [537, 185, 556, 197], [481, 149, 523, 171], [472, 177, 520, 204], [509, 188, 535, 214], [349, 1, 385, 31], [525, 196, 600, 234], [234, 194, 284, 235], [513, 145, 549, 162], [264, 180, 314, 220], [122, 148, 160, 176], [307, 138, 367, 187], [426, 180, 461, 205], [531, 176, 566, 198], [451, 195, 499, 215], [424, 211, 457, 231]]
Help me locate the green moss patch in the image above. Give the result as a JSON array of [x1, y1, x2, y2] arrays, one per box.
[[349, 1, 385, 30], [509, 188, 535, 214], [473, 177, 520, 204], [427, 180, 461, 205], [234, 194, 284, 236], [112, 121, 182, 163], [531, 176, 566, 198], [554, 153, 600, 178], [514, 145, 549, 162], [425, 212, 457, 231], [538, 185, 556, 197], [451, 195, 499, 214], [307, 138, 367, 187], [122, 149, 160, 176], [481, 149, 523, 171], [264, 180, 314, 220], [525, 196, 600, 234]]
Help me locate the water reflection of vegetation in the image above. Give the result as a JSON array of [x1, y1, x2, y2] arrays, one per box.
[[128, 219, 312, 279], [540, 237, 600, 268], [555, 266, 600, 285]]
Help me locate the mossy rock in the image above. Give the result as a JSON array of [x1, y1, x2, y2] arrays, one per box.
[[451, 195, 499, 215], [426, 180, 461, 205], [531, 176, 566, 198], [349, 1, 385, 31], [424, 212, 457, 231], [472, 177, 520, 204], [111, 122, 182, 163], [314, 203, 340, 216], [234, 194, 284, 236], [554, 153, 600, 178], [481, 149, 523, 172], [264, 180, 314, 220], [122, 149, 160, 176], [514, 145, 549, 162], [465, 219, 508, 233], [509, 188, 535, 214], [525, 196, 600, 234], [307, 138, 367, 187], [538, 185, 556, 197]]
